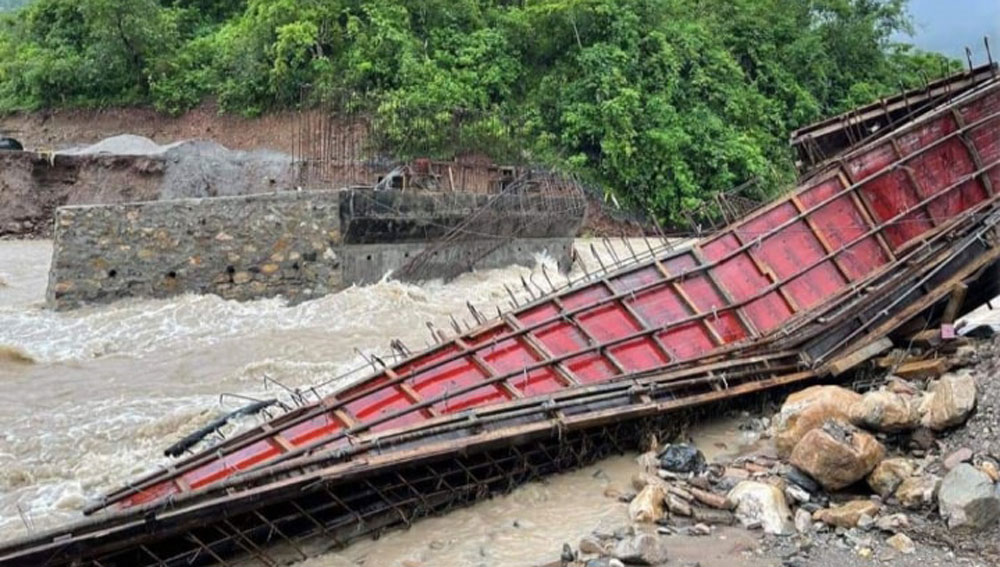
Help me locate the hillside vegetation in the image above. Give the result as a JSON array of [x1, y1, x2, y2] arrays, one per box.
[[0, 0, 960, 220]]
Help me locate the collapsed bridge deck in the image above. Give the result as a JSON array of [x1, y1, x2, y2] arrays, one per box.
[[3, 70, 1000, 567]]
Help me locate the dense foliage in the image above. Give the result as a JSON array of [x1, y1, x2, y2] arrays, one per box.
[[0, 0, 960, 219]]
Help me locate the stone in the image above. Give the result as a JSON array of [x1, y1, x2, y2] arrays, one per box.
[[908, 427, 936, 450], [666, 494, 692, 517], [636, 451, 659, 474], [579, 535, 605, 555], [867, 458, 916, 497], [938, 463, 1000, 531], [658, 444, 706, 474], [628, 484, 666, 523], [875, 513, 910, 532], [919, 369, 978, 431], [951, 344, 978, 367], [788, 420, 885, 491], [886, 533, 915, 554], [774, 386, 863, 457], [691, 507, 734, 526], [848, 390, 920, 432], [794, 508, 813, 533], [689, 523, 712, 536], [812, 500, 880, 528], [611, 533, 670, 565], [943, 447, 974, 470], [980, 461, 1000, 482], [562, 543, 576, 563], [785, 484, 811, 504], [728, 481, 794, 535], [895, 475, 940, 509], [856, 513, 875, 530], [784, 467, 821, 494], [592, 517, 633, 540]]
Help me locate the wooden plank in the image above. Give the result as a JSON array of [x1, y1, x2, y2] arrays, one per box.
[[838, 169, 899, 261], [456, 338, 523, 400], [825, 337, 893, 376], [502, 314, 581, 387], [551, 297, 628, 375], [670, 280, 726, 346], [951, 108, 996, 196], [889, 137, 939, 227], [600, 279, 674, 362], [895, 358, 947, 380], [690, 244, 759, 338], [789, 194, 855, 283], [728, 230, 801, 314]]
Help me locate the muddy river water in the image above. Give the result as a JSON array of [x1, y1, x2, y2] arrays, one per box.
[[0, 239, 782, 566]]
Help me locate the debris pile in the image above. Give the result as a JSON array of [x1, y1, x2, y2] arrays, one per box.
[[563, 333, 1000, 566]]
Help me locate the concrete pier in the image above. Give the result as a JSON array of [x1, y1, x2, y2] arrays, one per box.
[[45, 188, 585, 309]]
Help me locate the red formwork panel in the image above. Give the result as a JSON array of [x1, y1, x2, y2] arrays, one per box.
[[100, 80, 1000, 512]]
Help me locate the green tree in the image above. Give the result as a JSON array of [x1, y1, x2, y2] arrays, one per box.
[[0, 0, 963, 223]]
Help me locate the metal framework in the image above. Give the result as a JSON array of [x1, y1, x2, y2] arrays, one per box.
[[4, 70, 1000, 567]]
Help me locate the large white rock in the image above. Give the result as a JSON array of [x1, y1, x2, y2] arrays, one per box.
[[728, 481, 794, 535], [920, 369, 977, 431]]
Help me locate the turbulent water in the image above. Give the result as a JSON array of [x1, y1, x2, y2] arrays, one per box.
[[0, 237, 699, 566]]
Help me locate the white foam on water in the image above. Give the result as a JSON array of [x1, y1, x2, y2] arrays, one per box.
[[0, 237, 661, 545]]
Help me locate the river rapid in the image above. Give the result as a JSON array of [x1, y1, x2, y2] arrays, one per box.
[[2, 237, 755, 567]]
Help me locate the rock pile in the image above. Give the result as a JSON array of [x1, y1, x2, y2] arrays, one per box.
[[559, 335, 1000, 566]]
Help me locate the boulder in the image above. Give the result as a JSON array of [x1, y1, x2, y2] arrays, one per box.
[[813, 500, 881, 528], [849, 390, 920, 432], [938, 463, 1000, 531], [895, 474, 940, 509], [886, 533, 915, 555], [919, 369, 977, 431], [611, 533, 669, 565], [774, 386, 863, 457], [788, 420, 885, 491], [658, 444, 706, 474], [628, 484, 667, 523], [867, 458, 917, 497], [727, 481, 794, 535]]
